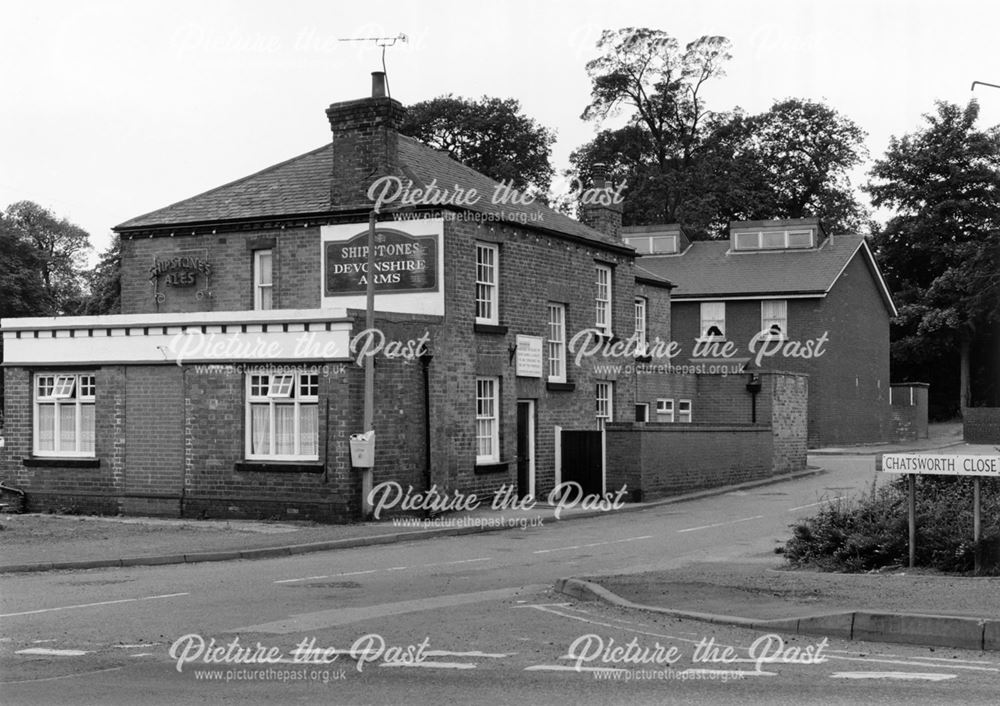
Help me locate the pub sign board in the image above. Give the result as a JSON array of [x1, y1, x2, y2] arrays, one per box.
[[320, 219, 444, 316]]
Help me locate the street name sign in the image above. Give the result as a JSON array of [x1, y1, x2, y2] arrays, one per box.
[[881, 454, 1000, 477]]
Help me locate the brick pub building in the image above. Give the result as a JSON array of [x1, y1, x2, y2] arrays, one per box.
[[0, 74, 674, 521]]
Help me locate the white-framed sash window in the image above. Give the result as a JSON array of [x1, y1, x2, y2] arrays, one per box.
[[547, 303, 567, 383], [476, 377, 500, 463], [246, 370, 319, 460], [761, 299, 788, 339], [254, 249, 273, 310], [595, 264, 612, 335], [475, 243, 499, 324], [33, 373, 96, 457], [700, 302, 726, 340]]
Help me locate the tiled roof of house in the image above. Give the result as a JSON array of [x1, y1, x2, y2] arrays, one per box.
[[637, 235, 896, 313], [114, 135, 625, 250], [115, 144, 335, 230]]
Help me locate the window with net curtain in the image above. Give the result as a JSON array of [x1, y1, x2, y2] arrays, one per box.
[[34, 373, 96, 457], [246, 371, 319, 460]]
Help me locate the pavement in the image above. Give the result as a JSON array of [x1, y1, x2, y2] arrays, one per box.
[[2, 422, 997, 653]]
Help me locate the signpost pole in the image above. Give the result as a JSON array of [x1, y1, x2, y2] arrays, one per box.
[[362, 210, 376, 519], [974, 477, 982, 575], [908, 473, 916, 569]]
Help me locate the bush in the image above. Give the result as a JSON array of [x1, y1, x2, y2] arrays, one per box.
[[783, 476, 1000, 574]]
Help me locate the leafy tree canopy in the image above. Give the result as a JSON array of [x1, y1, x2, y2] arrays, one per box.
[[399, 94, 556, 195], [571, 28, 868, 236], [866, 100, 1000, 408]]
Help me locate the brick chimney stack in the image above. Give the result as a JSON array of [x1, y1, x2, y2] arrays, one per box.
[[326, 71, 406, 209], [579, 162, 624, 240]]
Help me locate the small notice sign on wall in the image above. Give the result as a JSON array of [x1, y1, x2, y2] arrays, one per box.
[[515, 335, 544, 378]]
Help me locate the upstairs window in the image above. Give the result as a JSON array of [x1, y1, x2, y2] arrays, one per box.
[[761, 300, 788, 339], [699, 302, 726, 340], [254, 249, 273, 310], [634, 297, 647, 352], [678, 399, 693, 423], [595, 264, 612, 335], [547, 303, 567, 383], [733, 229, 815, 251], [624, 234, 678, 254], [34, 373, 96, 457], [246, 371, 319, 460], [475, 243, 499, 324]]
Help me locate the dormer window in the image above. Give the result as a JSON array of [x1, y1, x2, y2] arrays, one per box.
[[733, 228, 816, 251], [624, 234, 678, 254]]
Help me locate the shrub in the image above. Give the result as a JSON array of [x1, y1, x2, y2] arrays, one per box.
[[783, 475, 1000, 574]]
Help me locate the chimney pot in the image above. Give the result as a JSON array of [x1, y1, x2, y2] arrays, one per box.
[[372, 71, 387, 98]]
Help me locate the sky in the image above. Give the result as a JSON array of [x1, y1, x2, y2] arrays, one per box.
[[2, 0, 998, 261]]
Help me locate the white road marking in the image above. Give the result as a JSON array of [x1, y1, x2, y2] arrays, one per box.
[[15, 648, 91, 657], [0, 666, 123, 685], [825, 648, 997, 666], [827, 654, 1000, 673], [130, 653, 155, 658], [31, 640, 57, 644], [677, 516, 764, 533], [379, 661, 476, 669], [0, 592, 190, 618], [533, 535, 653, 554], [235, 586, 541, 634], [275, 558, 493, 584], [525, 665, 631, 673], [424, 650, 512, 658], [527, 604, 701, 646], [275, 575, 329, 583], [831, 671, 956, 681], [787, 498, 845, 512], [115, 643, 159, 649], [424, 557, 493, 568]]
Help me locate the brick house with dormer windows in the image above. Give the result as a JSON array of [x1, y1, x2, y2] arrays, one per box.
[[628, 219, 897, 447]]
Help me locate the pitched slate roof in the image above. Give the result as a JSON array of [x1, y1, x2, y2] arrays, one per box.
[[115, 144, 335, 230], [637, 235, 896, 314], [114, 135, 625, 250]]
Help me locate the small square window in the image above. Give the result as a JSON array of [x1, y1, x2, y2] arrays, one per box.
[[52, 375, 77, 399], [656, 398, 674, 423], [269, 374, 294, 398]]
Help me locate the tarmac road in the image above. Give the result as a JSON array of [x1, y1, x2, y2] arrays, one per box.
[[2, 454, 997, 704]]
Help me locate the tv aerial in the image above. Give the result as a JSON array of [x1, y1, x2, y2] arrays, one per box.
[[338, 33, 408, 98]]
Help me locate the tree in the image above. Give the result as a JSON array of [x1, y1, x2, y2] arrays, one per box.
[[0, 223, 49, 319], [2, 201, 91, 315], [83, 235, 122, 315], [572, 28, 733, 230], [571, 30, 867, 236], [866, 100, 1000, 411], [399, 95, 556, 195], [709, 99, 869, 234]]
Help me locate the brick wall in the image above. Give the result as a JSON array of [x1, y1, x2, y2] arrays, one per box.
[[963, 407, 1000, 444], [609, 370, 808, 498], [890, 383, 930, 442], [121, 228, 321, 314], [606, 424, 773, 499]]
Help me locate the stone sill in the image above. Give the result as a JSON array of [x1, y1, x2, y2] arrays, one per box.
[[23, 457, 100, 469]]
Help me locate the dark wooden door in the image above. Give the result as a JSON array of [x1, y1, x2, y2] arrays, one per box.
[[560, 430, 603, 496], [516, 401, 532, 498]]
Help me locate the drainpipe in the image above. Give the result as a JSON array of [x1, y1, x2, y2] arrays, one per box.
[[420, 349, 433, 490], [746, 373, 762, 424]]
